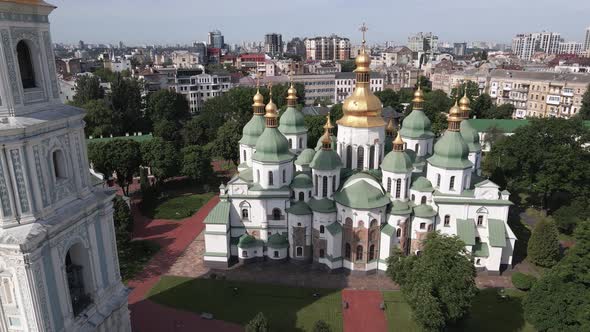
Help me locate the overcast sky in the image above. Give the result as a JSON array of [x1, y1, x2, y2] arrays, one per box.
[[49, 0, 590, 45]]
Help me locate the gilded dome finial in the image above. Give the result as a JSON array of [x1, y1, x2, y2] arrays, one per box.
[[392, 130, 405, 152], [412, 83, 425, 109], [324, 112, 334, 134], [286, 72, 298, 107], [252, 74, 265, 113], [459, 81, 471, 119], [264, 83, 278, 127], [447, 99, 462, 132], [386, 118, 395, 135], [321, 122, 332, 150]]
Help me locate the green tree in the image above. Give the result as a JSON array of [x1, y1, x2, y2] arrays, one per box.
[[472, 93, 493, 119], [181, 116, 209, 146], [524, 222, 590, 331], [483, 104, 515, 119], [330, 104, 343, 123], [110, 74, 143, 134], [386, 233, 477, 331], [245, 312, 269, 332], [398, 88, 415, 105], [153, 119, 181, 142], [340, 59, 355, 72], [375, 89, 400, 108], [450, 80, 479, 102], [113, 196, 133, 243], [417, 75, 432, 91], [482, 125, 505, 150], [87, 141, 113, 179], [108, 139, 142, 196], [312, 320, 331, 332], [145, 89, 190, 124], [140, 138, 180, 185], [576, 83, 590, 120], [180, 145, 213, 182], [83, 99, 118, 137], [527, 218, 560, 267], [93, 67, 117, 82], [553, 198, 589, 234], [304, 115, 326, 148], [211, 121, 242, 165], [73, 75, 104, 105], [423, 90, 451, 135], [200, 86, 261, 137]]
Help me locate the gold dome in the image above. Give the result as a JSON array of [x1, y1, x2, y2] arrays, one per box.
[[265, 99, 278, 115], [252, 89, 264, 107], [286, 82, 297, 106], [459, 91, 471, 119], [386, 118, 395, 134], [354, 51, 371, 72], [324, 113, 334, 131], [447, 100, 462, 131], [392, 131, 405, 152], [412, 85, 425, 103]]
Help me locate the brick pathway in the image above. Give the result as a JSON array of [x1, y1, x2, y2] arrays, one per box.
[[126, 195, 242, 332], [342, 290, 388, 332]]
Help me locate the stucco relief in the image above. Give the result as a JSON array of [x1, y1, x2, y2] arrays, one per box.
[[33, 145, 49, 207], [1, 29, 21, 105], [10, 148, 30, 214], [33, 262, 52, 332], [42, 30, 59, 99], [0, 155, 13, 217]]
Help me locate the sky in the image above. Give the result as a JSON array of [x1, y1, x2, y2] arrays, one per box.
[[49, 0, 590, 46]]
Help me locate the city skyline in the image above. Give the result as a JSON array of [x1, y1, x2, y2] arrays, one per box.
[[49, 0, 590, 45]]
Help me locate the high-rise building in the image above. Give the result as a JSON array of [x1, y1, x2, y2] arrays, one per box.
[[191, 41, 208, 63], [208, 30, 225, 49], [453, 42, 467, 56], [304, 35, 351, 61], [512, 31, 562, 60], [584, 27, 590, 51], [407, 32, 439, 53], [558, 41, 583, 55], [286, 37, 306, 57], [264, 33, 283, 56], [78, 39, 85, 49]]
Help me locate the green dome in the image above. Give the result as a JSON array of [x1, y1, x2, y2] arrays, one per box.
[[291, 173, 313, 188], [381, 150, 413, 174], [310, 148, 343, 171], [238, 234, 262, 248], [286, 201, 312, 215], [460, 121, 481, 152], [278, 106, 307, 135], [253, 128, 294, 163], [315, 135, 337, 151], [239, 115, 266, 146], [413, 204, 437, 218], [399, 110, 435, 139], [334, 173, 390, 209], [390, 200, 412, 215], [267, 233, 289, 248], [427, 131, 473, 169], [295, 148, 316, 166], [411, 176, 433, 192]]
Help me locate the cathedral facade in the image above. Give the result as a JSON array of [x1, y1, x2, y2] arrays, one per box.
[[204, 34, 516, 275], [0, 1, 130, 331]]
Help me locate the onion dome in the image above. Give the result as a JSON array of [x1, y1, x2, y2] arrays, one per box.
[[278, 82, 306, 135], [310, 120, 343, 171], [459, 92, 471, 119], [399, 86, 434, 139], [411, 176, 434, 192], [447, 100, 462, 132], [458, 90, 481, 152], [267, 233, 289, 249], [334, 173, 390, 209], [427, 101, 472, 169], [291, 172, 314, 189], [386, 118, 395, 136], [295, 148, 316, 166], [253, 90, 293, 162], [239, 87, 266, 146], [381, 132, 413, 173], [336, 26, 386, 128]]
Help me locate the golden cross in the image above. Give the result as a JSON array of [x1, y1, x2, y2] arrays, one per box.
[[288, 71, 294, 85], [359, 23, 368, 45], [267, 82, 273, 98], [255, 73, 261, 89]]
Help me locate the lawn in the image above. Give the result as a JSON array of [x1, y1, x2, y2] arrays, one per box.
[[383, 289, 536, 332], [147, 276, 343, 332], [148, 192, 215, 220], [118, 240, 160, 282]]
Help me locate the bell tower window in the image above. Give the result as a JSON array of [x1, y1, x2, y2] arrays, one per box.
[[52, 150, 67, 180], [17, 41, 36, 89]]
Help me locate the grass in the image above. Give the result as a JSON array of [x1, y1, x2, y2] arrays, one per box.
[[383, 289, 536, 332], [118, 240, 160, 282], [148, 192, 215, 220], [147, 276, 343, 332]]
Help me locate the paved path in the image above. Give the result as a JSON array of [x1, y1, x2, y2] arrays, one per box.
[[126, 194, 242, 332], [342, 289, 388, 332]]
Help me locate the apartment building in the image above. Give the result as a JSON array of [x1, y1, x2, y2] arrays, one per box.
[[265, 33, 283, 56], [305, 35, 351, 61], [512, 32, 562, 60], [171, 50, 201, 69], [372, 46, 413, 67], [334, 72, 384, 103], [585, 27, 590, 51], [558, 41, 583, 55], [292, 73, 336, 105], [173, 69, 232, 113], [407, 32, 438, 52]]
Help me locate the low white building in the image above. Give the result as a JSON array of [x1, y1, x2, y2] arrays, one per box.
[[174, 70, 232, 113]]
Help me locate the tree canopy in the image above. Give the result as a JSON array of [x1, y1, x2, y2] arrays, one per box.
[[87, 139, 141, 195], [527, 217, 560, 267], [83, 99, 118, 138], [140, 138, 180, 184], [180, 145, 213, 182], [110, 74, 144, 134], [576, 83, 590, 120], [73, 75, 104, 105], [450, 81, 479, 102], [211, 121, 242, 165]]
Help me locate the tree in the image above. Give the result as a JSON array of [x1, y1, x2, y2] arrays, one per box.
[[140, 138, 180, 184], [527, 218, 560, 267], [375, 89, 400, 108], [93, 67, 117, 82], [386, 233, 477, 331], [330, 104, 343, 123], [450, 80, 479, 102], [423, 90, 451, 135], [417, 75, 432, 91], [472, 94, 493, 119], [180, 145, 213, 182], [245, 312, 269, 332], [524, 222, 590, 331], [482, 125, 505, 150], [340, 59, 355, 72], [113, 196, 133, 243], [576, 83, 590, 120], [483, 104, 514, 119], [304, 115, 326, 148], [83, 99, 118, 137], [110, 74, 143, 134], [145, 89, 190, 124], [73, 75, 104, 105], [511, 272, 537, 291], [211, 121, 242, 165], [553, 198, 589, 234], [181, 116, 209, 146], [87, 141, 113, 179], [108, 139, 142, 196], [153, 119, 181, 142], [312, 320, 331, 332]]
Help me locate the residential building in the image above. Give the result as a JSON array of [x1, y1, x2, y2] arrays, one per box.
[[585, 27, 590, 51], [292, 74, 336, 105], [381, 66, 420, 90], [512, 32, 562, 60], [408, 32, 439, 53], [265, 33, 283, 56], [132, 66, 176, 94], [334, 72, 384, 103], [170, 50, 201, 68], [55, 57, 81, 75], [0, 1, 131, 331], [173, 70, 232, 113], [558, 41, 583, 55], [305, 61, 341, 74], [305, 35, 351, 61], [190, 41, 207, 63], [104, 56, 131, 72], [286, 37, 306, 57], [208, 29, 225, 49], [373, 46, 412, 67], [453, 42, 467, 56]]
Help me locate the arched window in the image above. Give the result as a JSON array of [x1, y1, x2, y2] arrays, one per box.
[[411, 194, 415, 201], [436, 174, 441, 188], [52, 150, 67, 180], [345, 243, 351, 259], [272, 208, 281, 220], [369, 230, 375, 241], [449, 176, 455, 191], [288, 138, 293, 147], [257, 170, 260, 182], [357, 146, 364, 169], [319, 249, 325, 258], [420, 222, 426, 229], [332, 175, 336, 192], [322, 176, 328, 197], [370, 219, 378, 228], [299, 138, 303, 149], [296, 246, 303, 257], [242, 250, 248, 257], [369, 145, 375, 169], [298, 192, 304, 201], [356, 245, 363, 261], [477, 215, 484, 226], [396, 228, 402, 238], [314, 175, 318, 196], [320, 225, 325, 234], [395, 179, 401, 199], [241, 209, 249, 220], [1, 277, 14, 306], [369, 245, 375, 260], [282, 169, 286, 183], [387, 178, 392, 193], [243, 150, 247, 162], [268, 171, 274, 186], [17, 40, 36, 89], [421, 196, 427, 204], [308, 191, 311, 198], [415, 143, 419, 155], [345, 218, 353, 228], [444, 215, 450, 226], [65, 244, 92, 317], [346, 145, 352, 168]]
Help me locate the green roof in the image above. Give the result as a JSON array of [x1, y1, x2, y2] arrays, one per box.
[[285, 201, 312, 215], [473, 242, 489, 258], [460, 120, 481, 152], [334, 174, 390, 209], [488, 219, 507, 247], [326, 222, 342, 235], [413, 204, 437, 218], [381, 223, 395, 236], [381, 150, 413, 174], [87, 133, 154, 143], [291, 173, 313, 188], [253, 127, 294, 163], [204, 201, 231, 225], [411, 176, 433, 192], [390, 200, 412, 215], [239, 115, 266, 145], [308, 198, 337, 213], [238, 168, 253, 182], [267, 233, 289, 248], [295, 148, 316, 166], [400, 109, 434, 139], [310, 148, 343, 171], [315, 135, 337, 151], [428, 131, 473, 170], [237, 234, 264, 248], [278, 107, 307, 135], [457, 219, 476, 246]]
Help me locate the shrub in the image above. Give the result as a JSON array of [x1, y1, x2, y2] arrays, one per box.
[[511, 272, 537, 291], [113, 196, 133, 242], [245, 312, 269, 332], [527, 218, 560, 267]]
